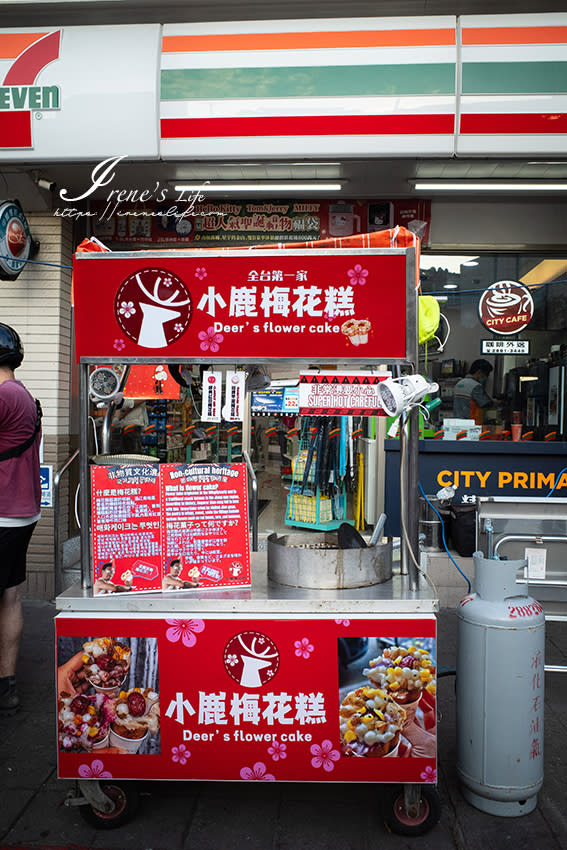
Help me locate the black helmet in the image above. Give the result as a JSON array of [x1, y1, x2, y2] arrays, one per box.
[[0, 323, 24, 368]]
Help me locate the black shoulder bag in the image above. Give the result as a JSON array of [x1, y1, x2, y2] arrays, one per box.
[[0, 399, 42, 462]]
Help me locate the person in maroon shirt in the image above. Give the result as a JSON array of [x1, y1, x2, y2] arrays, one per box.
[[0, 324, 41, 714]]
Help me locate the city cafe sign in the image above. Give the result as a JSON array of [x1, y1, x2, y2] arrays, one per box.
[[478, 280, 534, 336]]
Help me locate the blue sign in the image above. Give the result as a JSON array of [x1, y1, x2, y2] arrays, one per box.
[[40, 464, 53, 508]]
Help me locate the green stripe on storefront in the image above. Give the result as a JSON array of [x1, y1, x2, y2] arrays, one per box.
[[462, 62, 567, 94], [161, 64, 455, 99]]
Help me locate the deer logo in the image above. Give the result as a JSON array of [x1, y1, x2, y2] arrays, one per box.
[[223, 631, 280, 688], [114, 267, 192, 348]]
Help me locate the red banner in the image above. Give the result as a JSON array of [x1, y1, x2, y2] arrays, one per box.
[[73, 251, 409, 361], [56, 616, 436, 783]]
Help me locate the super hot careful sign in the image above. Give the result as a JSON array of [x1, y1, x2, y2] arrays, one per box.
[[73, 250, 409, 361]]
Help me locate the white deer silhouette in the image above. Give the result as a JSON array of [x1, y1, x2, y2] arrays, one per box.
[[237, 634, 278, 687], [136, 273, 190, 348]]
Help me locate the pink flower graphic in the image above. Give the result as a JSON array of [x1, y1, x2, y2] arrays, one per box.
[[420, 765, 437, 782], [294, 637, 314, 659], [240, 761, 276, 781], [165, 618, 205, 647], [268, 740, 287, 762], [198, 326, 224, 353], [172, 744, 190, 765], [78, 759, 112, 779], [113, 338, 126, 352], [195, 267, 207, 280], [310, 740, 340, 772], [119, 300, 136, 318], [347, 264, 369, 286], [335, 618, 350, 627]]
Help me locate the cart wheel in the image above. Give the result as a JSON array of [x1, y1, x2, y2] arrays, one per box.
[[382, 784, 441, 836], [79, 782, 139, 829]]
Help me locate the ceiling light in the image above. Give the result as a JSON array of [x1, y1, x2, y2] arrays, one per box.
[[462, 260, 479, 267], [421, 255, 479, 273], [443, 283, 459, 290], [412, 182, 567, 192], [173, 182, 342, 193]]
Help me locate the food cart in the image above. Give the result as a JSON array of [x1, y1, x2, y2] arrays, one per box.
[[56, 234, 440, 835]]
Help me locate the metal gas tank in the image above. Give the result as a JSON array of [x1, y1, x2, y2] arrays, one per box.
[[457, 552, 545, 817]]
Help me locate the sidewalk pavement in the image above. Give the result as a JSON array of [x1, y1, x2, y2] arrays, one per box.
[[0, 601, 565, 850]]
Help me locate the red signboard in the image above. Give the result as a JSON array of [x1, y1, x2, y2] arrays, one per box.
[[91, 462, 250, 593], [56, 616, 436, 784], [73, 251, 409, 361]]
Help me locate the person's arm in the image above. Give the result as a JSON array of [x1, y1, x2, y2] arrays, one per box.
[[470, 382, 493, 409], [94, 578, 130, 594], [57, 651, 89, 697]]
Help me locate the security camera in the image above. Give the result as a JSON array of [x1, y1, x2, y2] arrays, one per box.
[[37, 178, 56, 192]]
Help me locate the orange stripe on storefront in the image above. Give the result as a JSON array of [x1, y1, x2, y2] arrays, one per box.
[[462, 26, 567, 46], [0, 32, 48, 59], [162, 28, 456, 53]]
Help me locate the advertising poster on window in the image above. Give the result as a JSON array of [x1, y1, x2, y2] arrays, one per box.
[[91, 465, 162, 594], [160, 463, 250, 589], [90, 199, 430, 247], [56, 617, 436, 784]]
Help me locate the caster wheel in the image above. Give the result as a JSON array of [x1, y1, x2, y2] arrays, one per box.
[[79, 782, 139, 829], [382, 784, 441, 836]]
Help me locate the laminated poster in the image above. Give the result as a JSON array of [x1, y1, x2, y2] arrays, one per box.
[[91, 462, 251, 593]]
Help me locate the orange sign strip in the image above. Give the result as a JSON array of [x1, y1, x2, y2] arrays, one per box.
[[0, 33, 49, 59], [162, 28, 456, 53], [462, 26, 567, 46]]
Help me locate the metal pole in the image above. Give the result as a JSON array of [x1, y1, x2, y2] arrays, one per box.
[[79, 363, 92, 590], [398, 419, 408, 576], [407, 406, 420, 591], [242, 450, 258, 552], [406, 248, 420, 592]]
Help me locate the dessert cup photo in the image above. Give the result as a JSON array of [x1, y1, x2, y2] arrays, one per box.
[[81, 637, 132, 694], [109, 726, 149, 753], [339, 686, 406, 758], [363, 644, 436, 707], [92, 733, 110, 750]]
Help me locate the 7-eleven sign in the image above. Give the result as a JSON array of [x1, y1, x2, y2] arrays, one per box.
[[0, 31, 61, 149]]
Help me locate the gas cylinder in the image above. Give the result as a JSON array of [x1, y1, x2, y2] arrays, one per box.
[[456, 552, 545, 817]]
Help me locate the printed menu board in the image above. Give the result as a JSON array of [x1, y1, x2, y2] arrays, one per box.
[[160, 463, 250, 588], [91, 462, 250, 594], [91, 464, 162, 593]]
